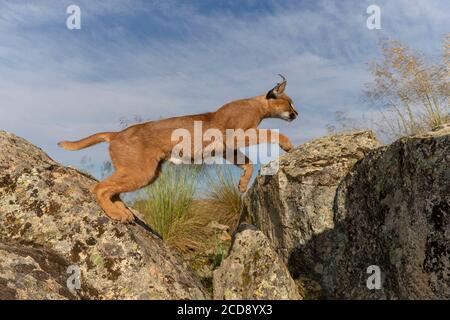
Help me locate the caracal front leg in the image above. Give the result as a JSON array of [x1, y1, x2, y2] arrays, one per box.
[[277, 132, 294, 152], [233, 129, 294, 152], [223, 148, 253, 193]]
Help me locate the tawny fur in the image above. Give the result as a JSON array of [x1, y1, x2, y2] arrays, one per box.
[[58, 77, 298, 223]]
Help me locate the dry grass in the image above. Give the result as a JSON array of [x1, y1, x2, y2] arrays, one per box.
[[133, 164, 243, 292], [365, 36, 450, 141], [134, 164, 244, 253], [134, 164, 210, 253], [198, 165, 244, 232]]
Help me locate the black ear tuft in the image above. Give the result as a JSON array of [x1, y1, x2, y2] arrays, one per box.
[[266, 89, 277, 100]]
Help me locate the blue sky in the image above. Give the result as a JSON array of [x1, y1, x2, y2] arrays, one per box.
[[0, 0, 448, 176]]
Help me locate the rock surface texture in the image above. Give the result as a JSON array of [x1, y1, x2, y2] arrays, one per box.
[[0, 131, 207, 300], [242, 131, 381, 278], [324, 126, 450, 299], [213, 224, 301, 300], [244, 127, 450, 299], [2, 125, 449, 300], [0, 243, 77, 299]]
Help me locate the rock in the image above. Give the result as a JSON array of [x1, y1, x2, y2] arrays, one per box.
[[0, 243, 81, 300], [206, 221, 232, 242], [183, 220, 233, 294], [294, 276, 325, 300], [213, 224, 301, 300], [243, 126, 450, 299], [322, 125, 450, 299], [0, 131, 207, 300], [242, 131, 381, 279]]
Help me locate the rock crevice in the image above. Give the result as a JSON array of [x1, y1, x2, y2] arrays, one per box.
[[243, 127, 449, 299]]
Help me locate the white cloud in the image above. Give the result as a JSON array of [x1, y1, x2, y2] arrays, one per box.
[[0, 0, 448, 174]]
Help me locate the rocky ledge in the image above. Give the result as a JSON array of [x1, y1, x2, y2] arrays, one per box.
[[0, 131, 207, 300], [1, 124, 449, 300], [243, 126, 449, 299]]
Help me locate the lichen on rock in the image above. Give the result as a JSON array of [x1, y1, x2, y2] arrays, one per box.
[[213, 224, 301, 300], [242, 131, 382, 279], [0, 130, 207, 300], [323, 125, 450, 299], [243, 127, 449, 299]]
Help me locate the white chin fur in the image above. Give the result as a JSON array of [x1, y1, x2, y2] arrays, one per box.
[[280, 112, 291, 120]]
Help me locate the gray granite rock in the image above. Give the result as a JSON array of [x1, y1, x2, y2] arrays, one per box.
[[0, 131, 207, 300], [213, 224, 301, 300], [242, 131, 381, 279], [323, 125, 450, 299]]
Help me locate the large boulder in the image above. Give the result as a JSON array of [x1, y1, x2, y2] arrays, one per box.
[[0, 243, 81, 299], [0, 131, 207, 300], [242, 131, 381, 279], [243, 126, 450, 299], [323, 125, 450, 299], [213, 224, 301, 300]]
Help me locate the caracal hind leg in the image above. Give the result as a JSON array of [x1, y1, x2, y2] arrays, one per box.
[[94, 159, 162, 223], [94, 172, 133, 222], [112, 194, 130, 214]]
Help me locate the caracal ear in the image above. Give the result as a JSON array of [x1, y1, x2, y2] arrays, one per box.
[[276, 74, 287, 93], [266, 74, 287, 99]]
